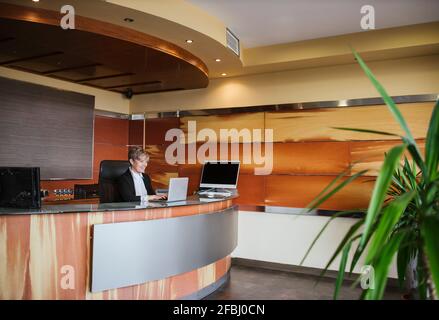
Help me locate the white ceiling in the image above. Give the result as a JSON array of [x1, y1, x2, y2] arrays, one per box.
[[187, 0, 439, 48]]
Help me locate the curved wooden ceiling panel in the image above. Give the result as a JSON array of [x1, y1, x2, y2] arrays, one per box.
[[0, 3, 209, 96]]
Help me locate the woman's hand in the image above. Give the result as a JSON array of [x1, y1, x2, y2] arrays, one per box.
[[148, 194, 167, 200]]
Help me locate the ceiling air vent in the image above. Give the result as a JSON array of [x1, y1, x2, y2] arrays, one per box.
[[226, 28, 240, 57]]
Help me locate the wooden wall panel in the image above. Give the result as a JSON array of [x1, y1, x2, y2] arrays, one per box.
[[144, 145, 178, 174], [272, 142, 350, 175], [129, 119, 143, 146], [178, 164, 265, 206], [150, 172, 179, 190], [129, 118, 181, 148], [129, 118, 183, 189], [266, 103, 433, 142], [265, 175, 375, 210], [40, 102, 432, 210], [177, 143, 270, 175], [350, 139, 426, 176], [231, 143, 269, 175], [180, 143, 216, 166], [234, 175, 266, 206], [94, 116, 129, 146], [144, 145, 178, 189], [178, 165, 201, 196], [93, 144, 128, 174], [145, 118, 180, 145], [180, 113, 265, 143]]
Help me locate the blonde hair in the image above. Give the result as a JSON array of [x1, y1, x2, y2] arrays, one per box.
[[128, 146, 149, 162]]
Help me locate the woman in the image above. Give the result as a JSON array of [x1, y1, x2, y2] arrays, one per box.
[[117, 146, 166, 202]]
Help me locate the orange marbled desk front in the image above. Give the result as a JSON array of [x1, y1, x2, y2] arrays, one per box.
[[0, 199, 233, 300]]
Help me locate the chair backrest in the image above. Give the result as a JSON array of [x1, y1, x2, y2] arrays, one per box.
[[98, 160, 130, 203]]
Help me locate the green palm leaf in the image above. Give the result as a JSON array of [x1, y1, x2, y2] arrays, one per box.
[[421, 216, 439, 296], [306, 170, 368, 212], [331, 127, 401, 137], [305, 49, 438, 300], [319, 223, 363, 280], [425, 100, 439, 182], [365, 191, 416, 265], [351, 49, 415, 143], [364, 231, 405, 300], [300, 210, 363, 266], [334, 241, 352, 300], [359, 144, 407, 251], [397, 233, 412, 289], [352, 48, 428, 178], [349, 217, 381, 275]]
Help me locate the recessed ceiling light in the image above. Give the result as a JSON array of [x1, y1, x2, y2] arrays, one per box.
[[124, 18, 134, 23], [221, 73, 227, 76], [215, 58, 221, 62], [32, 0, 39, 2], [185, 39, 193, 44]]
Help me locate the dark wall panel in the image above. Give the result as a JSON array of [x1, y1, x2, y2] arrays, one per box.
[[0, 76, 94, 179]]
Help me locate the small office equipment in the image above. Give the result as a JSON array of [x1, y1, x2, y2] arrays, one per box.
[[149, 177, 189, 203], [198, 161, 240, 197], [0, 167, 41, 209], [74, 183, 99, 199]]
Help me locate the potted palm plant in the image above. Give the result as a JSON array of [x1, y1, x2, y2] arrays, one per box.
[[301, 49, 439, 300]]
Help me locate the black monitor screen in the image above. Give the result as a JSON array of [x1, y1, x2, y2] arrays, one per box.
[[0, 167, 41, 209], [200, 162, 240, 187]]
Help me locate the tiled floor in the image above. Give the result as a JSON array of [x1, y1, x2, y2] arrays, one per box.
[[205, 265, 404, 300]]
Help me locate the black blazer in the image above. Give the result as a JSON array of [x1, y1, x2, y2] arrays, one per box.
[[116, 169, 155, 202]]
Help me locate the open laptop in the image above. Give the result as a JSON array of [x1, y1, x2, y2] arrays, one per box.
[[149, 177, 189, 203]]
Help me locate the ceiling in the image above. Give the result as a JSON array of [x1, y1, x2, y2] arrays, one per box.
[[0, 3, 209, 96], [188, 0, 439, 48], [0, 0, 243, 80], [0, 0, 437, 85]]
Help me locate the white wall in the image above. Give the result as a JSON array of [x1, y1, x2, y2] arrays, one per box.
[[232, 211, 397, 278], [131, 54, 439, 113]]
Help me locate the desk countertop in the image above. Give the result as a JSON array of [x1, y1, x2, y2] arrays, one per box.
[[0, 194, 238, 215]]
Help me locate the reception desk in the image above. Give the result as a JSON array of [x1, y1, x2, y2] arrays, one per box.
[[0, 196, 238, 300]]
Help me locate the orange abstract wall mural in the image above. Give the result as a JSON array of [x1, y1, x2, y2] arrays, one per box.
[[41, 101, 432, 211], [143, 102, 432, 211]]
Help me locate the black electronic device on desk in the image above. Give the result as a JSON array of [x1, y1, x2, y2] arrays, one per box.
[[74, 183, 99, 199], [197, 161, 240, 198], [0, 167, 41, 209]]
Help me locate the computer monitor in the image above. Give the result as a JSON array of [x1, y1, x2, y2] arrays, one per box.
[[0, 167, 41, 209], [199, 161, 240, 189]]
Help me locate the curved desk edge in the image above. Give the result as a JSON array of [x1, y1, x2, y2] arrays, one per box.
[[0, 198, 237, 300]]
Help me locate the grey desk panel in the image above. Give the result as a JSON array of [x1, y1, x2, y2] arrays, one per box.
[[91, 206, 238, 292]]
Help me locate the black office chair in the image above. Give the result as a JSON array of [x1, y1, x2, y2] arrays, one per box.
[[98, 160, 130, 203]]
